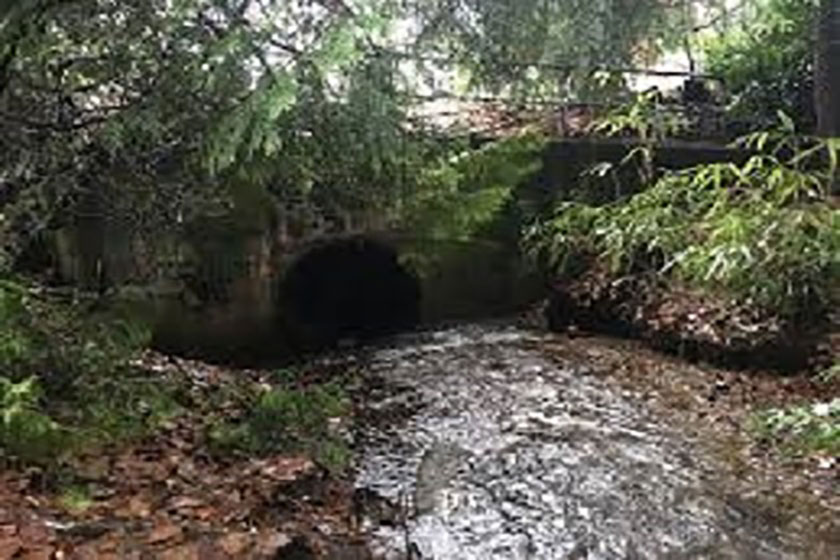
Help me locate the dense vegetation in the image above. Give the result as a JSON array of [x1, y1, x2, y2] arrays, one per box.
[[700, 0, 816, 132], [0, 280, 164, 464], [526, 121, 840, 319]]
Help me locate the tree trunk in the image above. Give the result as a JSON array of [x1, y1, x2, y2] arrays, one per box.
[[816, 0, 840, 137], [816, 0, 840, 194]]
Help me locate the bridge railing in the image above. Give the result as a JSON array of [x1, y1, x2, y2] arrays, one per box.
[[408, 94, 745, 144], [399, 59, 763, 143]]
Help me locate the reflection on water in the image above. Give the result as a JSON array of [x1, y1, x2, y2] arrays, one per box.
[[346, 324, 835, 560]]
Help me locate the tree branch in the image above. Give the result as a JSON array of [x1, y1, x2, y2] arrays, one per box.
[[0, 0, 76, 96]]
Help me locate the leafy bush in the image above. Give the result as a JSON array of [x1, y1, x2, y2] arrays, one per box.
[[0, 280, 150, 386], [526, 128, 840, 317], [589, 91, 690, 185], [700, 0, 816, 133], [753, 399, 840, 455], [58, 484, 94, 513], [209, 382, 350, 470], [0, 376, 67, 464], [0, 278, 166, 463], [69, 372, 180, 447]]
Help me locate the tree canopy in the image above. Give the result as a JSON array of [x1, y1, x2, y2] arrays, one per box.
[[0, 0, 835, 274]]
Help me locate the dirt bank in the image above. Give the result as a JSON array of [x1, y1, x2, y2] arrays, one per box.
[[544, 266, 835, 373]]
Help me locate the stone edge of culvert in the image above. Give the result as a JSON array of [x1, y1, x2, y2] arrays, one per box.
[[540, 267, 836, 374]]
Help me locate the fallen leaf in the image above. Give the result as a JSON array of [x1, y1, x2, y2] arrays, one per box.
[[125, 496, 152, 519], [91, 554, 120, 560], [196, 539, 231, 560], [0, 525, 16, 537], [254, 531, 292, 557], [193, 506, 217, 521], [169, 497, 203, 511], [0, 536, 22, 558], [96, 537, 119, 553], [75, 457, 111, 481], [260, 457, 315, 482], [17, 522, 51, 544], [20, 545, 54, 560], [159, 542, 200, 560], [147, 522, 182, 544], [217, 532, 252, 556]]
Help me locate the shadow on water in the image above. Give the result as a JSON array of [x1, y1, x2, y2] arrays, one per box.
[[148, 232, 544, 366]]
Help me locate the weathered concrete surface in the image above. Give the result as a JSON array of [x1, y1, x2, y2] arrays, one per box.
[[149, 235, 541, 364]]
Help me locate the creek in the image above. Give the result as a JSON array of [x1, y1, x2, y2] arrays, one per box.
[[334, 323, 837, 560]]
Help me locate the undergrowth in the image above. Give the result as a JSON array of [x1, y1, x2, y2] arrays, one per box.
[[816, 361, 840, 384], [1, 277, 355, 472], [208, 380, 351, 472], [752, 398, 840, 455], [525, 121, 840, 318], [0, 278, 171, 466]]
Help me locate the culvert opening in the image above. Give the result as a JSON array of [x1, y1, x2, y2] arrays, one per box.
[[281, 238, 421, 346]]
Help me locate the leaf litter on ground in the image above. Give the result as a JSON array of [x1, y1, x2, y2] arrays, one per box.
[[0, 351, 367, 559]]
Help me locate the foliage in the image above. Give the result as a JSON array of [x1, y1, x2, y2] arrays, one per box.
[[0, 376, 67, 464], [752, 398, 840, 455], [526, 125, 840, 317], [408, 0, 708, 99], [230, 60, 442, 233], [701, 0, 817, 133], [0, 280, 150, 386], [1, 0, 218, 268], [0, 0, 736, 277], [209, 382, 350, 471], [58, 484, 94, 513], [0, 0, 402, 273], [69, 371, 180, 447], [816, 361, 840, 384], [589, 91, 689, 184], [404, 133, 547, 242], [0, 278, 179, 463], [0, 0, 745, 300]]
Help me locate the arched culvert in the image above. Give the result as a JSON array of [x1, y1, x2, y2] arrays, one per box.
[[280, 238, 421, 347]]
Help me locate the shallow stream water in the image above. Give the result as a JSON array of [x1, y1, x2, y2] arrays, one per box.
[[343, 324, 836, 560]]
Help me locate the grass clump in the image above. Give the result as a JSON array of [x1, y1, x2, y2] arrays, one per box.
[[209, 381, 351, 471], [752, 399, 840, 455], [58, 484, 94, 513], [816, 361, 840, 385]]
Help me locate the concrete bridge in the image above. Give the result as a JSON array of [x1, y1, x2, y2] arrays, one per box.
[[150, 230, 541, 365], [49, 136, 745, 364]]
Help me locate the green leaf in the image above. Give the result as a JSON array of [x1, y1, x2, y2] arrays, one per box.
[[777, 111, 795, 133]]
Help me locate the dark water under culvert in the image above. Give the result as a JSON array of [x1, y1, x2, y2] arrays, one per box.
[[281, 239, 421, 348], [329, 324, 839, 560], [150, 238, 426, 365]]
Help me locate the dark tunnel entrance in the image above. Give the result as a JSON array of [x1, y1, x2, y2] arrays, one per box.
[[281, 238, 421, 347]]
